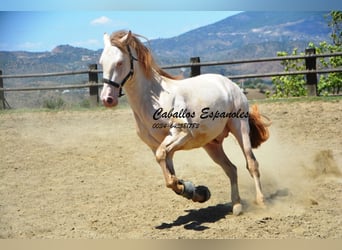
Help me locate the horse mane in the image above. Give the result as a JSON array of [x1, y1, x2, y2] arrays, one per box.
[[110, 30, 179, 80]]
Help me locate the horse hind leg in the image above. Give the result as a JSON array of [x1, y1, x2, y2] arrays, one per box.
[[231, 119, 265, 206], [203, 142, 242, 215]]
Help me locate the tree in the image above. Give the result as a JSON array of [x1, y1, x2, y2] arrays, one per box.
[[315, 11, 342, 95], [328, 11, 342, 46], [270, 11, 341, 97], [314, 41, 342, 95], [271, 49, 307, 98]]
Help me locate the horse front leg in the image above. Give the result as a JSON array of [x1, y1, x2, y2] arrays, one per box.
[[156, 149, 184, 195], [155, 128, 210, 203]]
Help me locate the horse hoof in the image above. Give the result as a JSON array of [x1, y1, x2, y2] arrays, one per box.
[[177, 180, 195, 199], [255, 198, 267, 208], [256, 195, 266, 206], [192, 185, 211, 203], [257, 201, 267, 209], [233, 203, 242, 216]]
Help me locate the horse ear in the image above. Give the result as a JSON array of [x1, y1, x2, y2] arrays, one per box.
[[120, 30, 132, 43], [103, 33, 111, 47]]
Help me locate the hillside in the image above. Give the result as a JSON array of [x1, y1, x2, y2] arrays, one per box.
[[0, 45, 100, 75], [151, 11, 329, 61]]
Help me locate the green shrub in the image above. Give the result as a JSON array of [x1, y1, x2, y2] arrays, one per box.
[[42, 97, 65, 109]]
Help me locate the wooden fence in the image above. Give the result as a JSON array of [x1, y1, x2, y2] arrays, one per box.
[[1, 49, 342, 109]]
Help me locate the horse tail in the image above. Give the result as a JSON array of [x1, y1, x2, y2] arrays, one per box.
[[248, 104, 271, 148]]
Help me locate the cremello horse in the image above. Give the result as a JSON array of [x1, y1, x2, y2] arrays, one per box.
[[100, 31, 270, 215]]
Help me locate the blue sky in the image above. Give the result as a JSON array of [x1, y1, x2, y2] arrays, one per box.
[[0, 0, 341, 52], [1, 0, 340, 11], [0, 11, 241, 51]]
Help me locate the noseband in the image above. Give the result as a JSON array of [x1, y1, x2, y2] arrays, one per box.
[[103, 45, 137, 97]]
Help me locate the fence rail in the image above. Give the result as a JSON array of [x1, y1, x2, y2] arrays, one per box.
[[1, 69, 341, 92], [0, 83, 103, 92], [228, 68, 342, 80], [1, 51, 341, 109], [0, 70, 94, 79], [162, 52, 342, 69], [1, 52, 341, 79]]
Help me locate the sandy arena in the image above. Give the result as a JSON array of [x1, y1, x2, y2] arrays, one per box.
[[0, 99, 341, 239]]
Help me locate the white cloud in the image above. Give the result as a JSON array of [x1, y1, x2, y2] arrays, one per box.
[[18, 41, 44, 51], [91, 16, 112, 25], [71, 39, 101, 49]]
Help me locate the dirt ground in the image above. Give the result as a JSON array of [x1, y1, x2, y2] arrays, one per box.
[[0, 98, 341, 239]]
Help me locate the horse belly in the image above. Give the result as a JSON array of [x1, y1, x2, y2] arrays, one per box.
[[181, 119, 229, 150]]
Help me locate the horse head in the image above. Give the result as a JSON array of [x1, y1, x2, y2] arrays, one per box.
[[100, 31, 135, 107], [99, 30, 178, 108]]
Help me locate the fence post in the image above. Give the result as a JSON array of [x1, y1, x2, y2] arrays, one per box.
[[88, 64, 99, 106], [190, 57, 201, 77], [305, 48, 318, 96], [0, 70, 5, 109]]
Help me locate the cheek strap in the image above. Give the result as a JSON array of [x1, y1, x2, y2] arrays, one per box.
[[102, 45, 137, 98]]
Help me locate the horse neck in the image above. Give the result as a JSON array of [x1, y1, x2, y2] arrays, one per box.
[[123, 67, 163, 117]]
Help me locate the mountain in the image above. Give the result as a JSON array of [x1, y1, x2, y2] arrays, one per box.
[[0, 11, 332, 82], [0, 45, 101, 75], [150, 11, 330, 63]]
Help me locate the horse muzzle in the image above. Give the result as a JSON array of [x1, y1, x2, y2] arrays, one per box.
[[101, 84, 120, 108], [102, 96, 118, 107]]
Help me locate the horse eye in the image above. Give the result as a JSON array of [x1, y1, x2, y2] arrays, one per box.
[[116, 61, 123, 67]]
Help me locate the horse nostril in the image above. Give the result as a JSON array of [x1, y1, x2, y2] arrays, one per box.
[[106, 97, 113, 104]]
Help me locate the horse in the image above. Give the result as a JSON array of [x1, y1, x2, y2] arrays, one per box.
[[99, 30, 270, 215]]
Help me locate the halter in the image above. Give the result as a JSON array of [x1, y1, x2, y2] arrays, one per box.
[[102, 45, 137, 97]]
